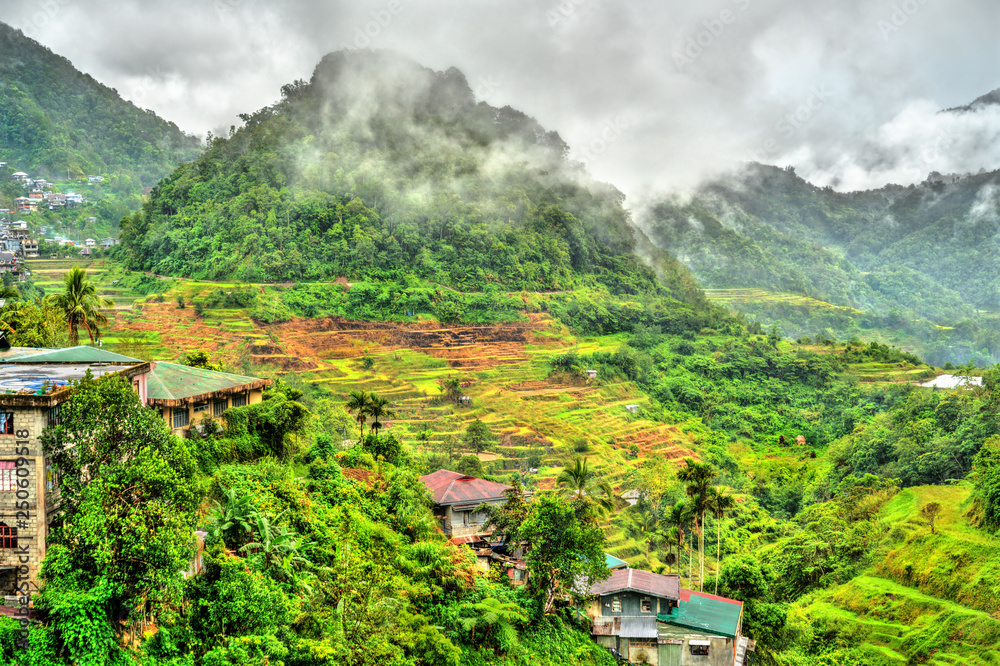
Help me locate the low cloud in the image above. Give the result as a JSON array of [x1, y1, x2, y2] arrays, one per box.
[[1, 0, 999, 197]]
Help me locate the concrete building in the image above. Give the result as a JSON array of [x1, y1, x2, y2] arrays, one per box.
[[0, 346, 269, 595]]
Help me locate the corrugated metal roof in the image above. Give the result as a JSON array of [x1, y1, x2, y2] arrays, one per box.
[[2, 346, 142, 364], [658, 592, 743, 639], [621, 617, 658, 639], [146, 362, 267, 402], [419, 469, 511, 505], [605, 553, 629, 570], [589, 568, 680, 600]]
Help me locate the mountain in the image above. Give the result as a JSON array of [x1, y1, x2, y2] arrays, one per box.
[[116, 50, 704, 310], [638, 163, 1000, 364], [0, 21, 201, 183], [943, 86, 1000, 113]]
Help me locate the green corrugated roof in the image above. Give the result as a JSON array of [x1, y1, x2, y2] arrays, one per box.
[[605, 553, 629, 570], [1, 346, 142, 364], [657, 594, 742, 638], [146, 362, 264, 401]]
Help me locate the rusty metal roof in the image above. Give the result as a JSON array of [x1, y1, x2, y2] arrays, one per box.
[[589, 568, 680, 600], [419, 469, 512, 506]]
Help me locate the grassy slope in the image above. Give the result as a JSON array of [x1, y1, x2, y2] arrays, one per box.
[[37, 259, 994, 659], [788, 484, 1000, 664]]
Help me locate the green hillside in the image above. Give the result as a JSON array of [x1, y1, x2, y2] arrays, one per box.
[[640, 163, 1000, 365], [0, 21, 201, 184], [115, 50, 702, 308]]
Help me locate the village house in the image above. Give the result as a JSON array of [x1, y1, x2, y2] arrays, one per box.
[[13, 198, 34, 215], [0, 253, 16, 272], [100, 238, 117, 249], [0, 346, 270, 594], [84, 238, 96, 248], [3, 240, 21, 255], [11, 173, 27, 182], [142, 361, 269, 437], [585, 568, 754, 666], [87, 175, 104, 183], [21, 239, 38, 259], [420, 469, 513, 539]]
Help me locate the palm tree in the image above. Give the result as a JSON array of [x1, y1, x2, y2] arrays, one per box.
[[708, 486, 735, 594], [677, 458, 716, 591], [367, 394, 398, 436], [47, 266, 113, 345], [345, 390, 372, 440], [663, 500, 693, 583], [556, 457, 614, 524]]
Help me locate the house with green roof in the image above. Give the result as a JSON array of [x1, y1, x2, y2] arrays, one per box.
[[0, 346, 270, 595], [586, 566, 753, 666], [144, 362, 270, 435]]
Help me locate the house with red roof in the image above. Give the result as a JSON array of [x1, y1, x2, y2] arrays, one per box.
[[419, 469, 512, 539], [585, 567, 754, 666]]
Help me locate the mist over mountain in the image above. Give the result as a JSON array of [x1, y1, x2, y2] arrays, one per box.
[[0, 21, 201, 183], [117, 49, 704, 313]]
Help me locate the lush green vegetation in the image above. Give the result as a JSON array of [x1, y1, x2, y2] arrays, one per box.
[[641, 163, 1000, 365], [115, 51, 702, 314], [0, 372, 619, 666], [0, 22, 201, 187]]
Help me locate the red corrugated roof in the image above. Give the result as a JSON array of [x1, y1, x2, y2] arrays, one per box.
[[419, 469, 511, 506], [589, 568, 681, 600]]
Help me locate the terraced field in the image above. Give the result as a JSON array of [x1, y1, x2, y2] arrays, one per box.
[[704, 288, 865, 314], [27, 258, 152, 310], [790, 485, 1000, 664]]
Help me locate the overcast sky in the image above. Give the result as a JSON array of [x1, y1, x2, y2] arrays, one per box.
[[3, 0, 1000, 196]]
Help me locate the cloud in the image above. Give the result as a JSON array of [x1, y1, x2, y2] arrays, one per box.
[[1, 0, 999, 197]]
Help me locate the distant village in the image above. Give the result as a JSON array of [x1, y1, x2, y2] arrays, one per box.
[[0, 162, 118, 279]]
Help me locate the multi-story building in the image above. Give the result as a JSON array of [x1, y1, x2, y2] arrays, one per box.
[[0, 346, 270, 595]]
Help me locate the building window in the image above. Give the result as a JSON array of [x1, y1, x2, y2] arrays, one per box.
[[213, 400, 227, 417], [172, 408, 189, 428], [193, 402, 210, 414], [47, 404, 61, 427], [690, 641, 710, 656], [231, 393, 247, 408], [0, 523, 16, 549], [611, 597, 622, 613], [0, 412, 12, 435], [0, 461, 16, 491], [641, 598, 652, 613], [46, 464, 54, 492], [512, 568, 526, 581]]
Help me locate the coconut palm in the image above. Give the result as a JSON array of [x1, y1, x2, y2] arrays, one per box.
[[345, 390, 372, 440], [708, 486, 736, 594], [677, 458, 716, 591], [556, 457, 614, 524], [47, 266, 113, 345], [663, 500, 692, 581], [367, 394, 398, 436]]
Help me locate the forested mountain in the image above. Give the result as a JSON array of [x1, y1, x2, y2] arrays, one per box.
[[639, 163, 1000, 364], [116, 50, 703, 308], [0, 21, 201, 184]]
